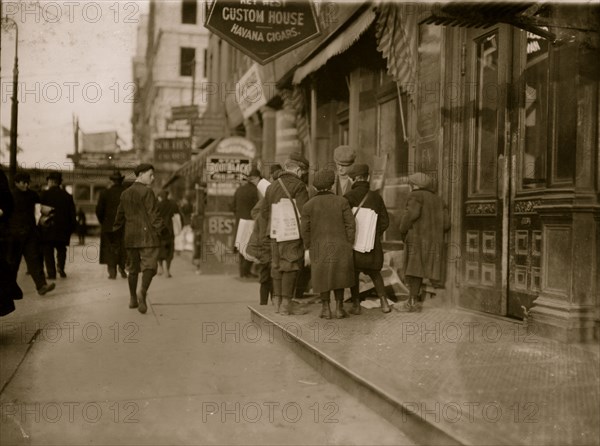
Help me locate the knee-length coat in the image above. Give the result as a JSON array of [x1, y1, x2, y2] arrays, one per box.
[[344, 181, 389, 271], [301, 191, 355, 293], [398, 188, 450, 281]]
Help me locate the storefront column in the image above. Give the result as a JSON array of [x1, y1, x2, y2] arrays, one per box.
[[261, 106, 276, 163]]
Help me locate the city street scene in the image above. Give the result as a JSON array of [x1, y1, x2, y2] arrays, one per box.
[[1, 1, 599, 445]]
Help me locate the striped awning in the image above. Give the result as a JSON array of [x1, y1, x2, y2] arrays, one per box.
[[375, 2, 418, 94], [292, 7, 377, 85]]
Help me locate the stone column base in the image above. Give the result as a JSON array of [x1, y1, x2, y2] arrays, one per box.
[[529, 295, 598, 343]]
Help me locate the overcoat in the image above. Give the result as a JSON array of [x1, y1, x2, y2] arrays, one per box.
[[96, 184, 126, 264], [398, 188, 450, 281], [301, 191, 355, 293], [344, 181, 390, 271], [39, 186, 76, 245], [113, 182, 164, 248], [260, 171, 308, 272], [247, 198, 271, 264]]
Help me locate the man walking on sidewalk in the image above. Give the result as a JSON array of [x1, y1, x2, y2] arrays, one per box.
[[113, 164, 165, 314]]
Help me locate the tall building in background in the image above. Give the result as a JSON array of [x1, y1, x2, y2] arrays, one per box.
[[132, 0, 209, 187]]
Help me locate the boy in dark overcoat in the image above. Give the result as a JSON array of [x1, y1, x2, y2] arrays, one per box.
[[344, 164, 391, 314], [399, 172, 450, 312], [301, 169, 356, 319]]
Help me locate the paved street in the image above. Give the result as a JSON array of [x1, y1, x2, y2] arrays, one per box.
[[0, 237, 414, 445]]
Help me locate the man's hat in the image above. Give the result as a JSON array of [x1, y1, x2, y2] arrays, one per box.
[[14, 172, 31, 183], [333, 145, 356, 166], [287, 152, 309, 170], [408, 172, 433, 190], [134, 163, 154, 176], [47, 171, 62, 183], [109, 170, 124, 181], [349, 163, 369, 179], [313, 169, 335, 191], [247, 168, 262, 178]]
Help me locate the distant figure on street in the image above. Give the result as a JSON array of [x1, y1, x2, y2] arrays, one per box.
[[301, 169, 356, 319], [398, 172, 450, 312], [191, 182, 207, 275], [156, 190, 181, 278], [6, 172, 55, 296], [344, 164, 391, 314], [113, 164, 165, 314], [0, 167, 21, 316], [96, 170, 128, 279], [261, 153, 310, 315], [40, 171, 77, 279], [232, 168, 260, 279], [76, 208, 87, 245], [333, 145, 356, 196]]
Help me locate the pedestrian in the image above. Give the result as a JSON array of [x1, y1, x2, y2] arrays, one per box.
[[247, 197, 272, 305], [40, 171, 77, 279], [6, 172, 55, 296], [156, 190, 181, 278], [398, 172, 450, 312], [0, 167, 21, 316], [76, 207, 87, 245], [96, 170, 127, 279], [113, 164, 165, 314], [333, 145, 356, 196], [344, 164, 391, 314], [261, 153, 309, 315], [191, 182, 206, 275], [301, 169, 356, 319], [232, 168, 260, 279]]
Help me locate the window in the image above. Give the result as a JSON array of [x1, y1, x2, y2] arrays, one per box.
[[180, 47, 195, 77], [203, 49, 208, 78], [181, 0, 197, 24]]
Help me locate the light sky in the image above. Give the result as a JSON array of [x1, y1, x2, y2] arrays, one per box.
[[1, 0, 150, 170]]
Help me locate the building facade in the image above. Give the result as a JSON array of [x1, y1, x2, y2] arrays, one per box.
[[174, 1, 599, 342]]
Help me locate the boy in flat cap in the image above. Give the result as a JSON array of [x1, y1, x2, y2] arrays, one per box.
[[333, 145, 356, 196], [96, 170, 128, 279], [261, 152, 309, 315], [301, 169, 356, 319], [113, 164, 166, 313], [40, 171, 77, 279], [344, 164, 391, 314]]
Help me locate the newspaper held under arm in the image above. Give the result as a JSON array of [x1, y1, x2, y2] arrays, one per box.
[[235, 218, 259, 262], [352, 207, 377, 253], [270, 198, 301, 242], [257, 178, 270, 198]]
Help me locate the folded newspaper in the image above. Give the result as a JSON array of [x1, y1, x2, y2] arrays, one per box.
[[352, 207, 377, 253]]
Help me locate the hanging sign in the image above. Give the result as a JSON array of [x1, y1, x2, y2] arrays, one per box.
[[205, 0, 320, 65]]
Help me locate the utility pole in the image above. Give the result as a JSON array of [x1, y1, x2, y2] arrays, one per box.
[[1, 17, 19, 183]]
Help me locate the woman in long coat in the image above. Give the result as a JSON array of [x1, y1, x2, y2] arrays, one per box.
[[301, 169, 355, 319], [398, 172, 450, 311], [344, 164, 391, 314]]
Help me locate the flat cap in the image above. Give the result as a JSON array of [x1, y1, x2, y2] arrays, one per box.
[[333, 145, 356, 166], [14, 172, 31, 183], [313, 169, 335, 191], [134, 163, 154, 176], [109, 170, 124, 181], [247, 168, 262, 178], [348, 163, 369, 179], [46, 171, 62, 183], [408, 172, 433, 190], [287, 152, 309, 169]]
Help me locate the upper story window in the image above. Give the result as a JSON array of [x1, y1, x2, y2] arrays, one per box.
[[182, 0, 197, 24], [180, 47, 195, 77]]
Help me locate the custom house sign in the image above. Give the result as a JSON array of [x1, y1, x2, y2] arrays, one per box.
[[205, 0, 320, 64]]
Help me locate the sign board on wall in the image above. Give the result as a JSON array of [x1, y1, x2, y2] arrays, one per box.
[[205, 0, 320, 65], [237, 64, 267, 119], [154, 138, 192, 163]]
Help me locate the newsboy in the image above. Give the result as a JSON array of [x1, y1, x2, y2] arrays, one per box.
[[113, 164, 165, 314]]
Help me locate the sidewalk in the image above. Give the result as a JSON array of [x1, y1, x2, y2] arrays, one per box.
[[250, 296, 600, 446]]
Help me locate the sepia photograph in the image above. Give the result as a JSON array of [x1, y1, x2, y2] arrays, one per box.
[[1, 0, 599, 445]]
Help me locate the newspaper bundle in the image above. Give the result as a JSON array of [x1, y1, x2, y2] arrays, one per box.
[[352, 207, 378, 253]]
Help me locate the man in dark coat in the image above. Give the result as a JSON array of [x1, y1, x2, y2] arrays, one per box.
[[0, 167, 20, 315], [302, 169, 356, 319], [344, 164, 391, 314], [156, 190, 181, 278], [261, 153, 309, 315], [96, 170, 127, 279], [232, 168, 260, 278], [40, 171, 77, 279], [7, 172, 55, 296], [113, 164, 165, 314], [399, 172, 450, 312], [333, 145, 356, 196]]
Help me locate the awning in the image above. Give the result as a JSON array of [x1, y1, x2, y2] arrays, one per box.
[[292, 7, 377, 85]]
